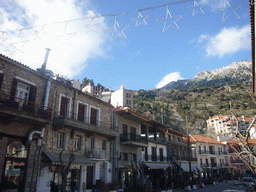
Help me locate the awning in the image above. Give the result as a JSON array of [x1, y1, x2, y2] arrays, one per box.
[[180, 164, 203, 172], [43, 151, 94, 165], [145, 163, 172, 170]]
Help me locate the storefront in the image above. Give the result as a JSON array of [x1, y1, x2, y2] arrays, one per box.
[[37, 151, 94, 192], [1, 139, 28, 192]]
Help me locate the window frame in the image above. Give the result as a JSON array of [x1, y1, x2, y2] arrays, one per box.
[[56, 132, 65, 149], [58, 93, 72, 118]]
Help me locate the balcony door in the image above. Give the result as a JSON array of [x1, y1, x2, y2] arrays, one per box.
[[78, 103, 87, 122], [60, 96, 70, 117], [90, 107, 99, 125], [131, 127, 136, 141]]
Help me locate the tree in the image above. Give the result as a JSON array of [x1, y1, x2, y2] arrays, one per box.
[[81, 77, 94, 87], [229, 90, 256, 176]]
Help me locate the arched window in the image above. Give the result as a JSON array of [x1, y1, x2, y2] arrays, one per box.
[[6, 141, 27, 158]]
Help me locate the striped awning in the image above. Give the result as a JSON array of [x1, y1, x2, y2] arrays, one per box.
[[43, 151, 94, 165]]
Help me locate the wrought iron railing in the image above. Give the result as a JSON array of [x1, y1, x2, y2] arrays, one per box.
[[143, 154, 167, 162], [85, 147, 108, 159], [120, 133, 148, 144], [0, 91, 52, 119], [54, 110, 119, 132]]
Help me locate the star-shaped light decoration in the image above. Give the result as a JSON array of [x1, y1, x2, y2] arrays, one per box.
[[34, 25, 49, 41], [108, 17, 129, 41], [157, 5, 182, 32], [56, 23, 76, 46], [132, 11, 149, 27], [85, 17, 100, 33], [188, 0, 205, 16], [215, 0, 241, 21], [10, 32, 29, 54], [0, 31, 8, 47]]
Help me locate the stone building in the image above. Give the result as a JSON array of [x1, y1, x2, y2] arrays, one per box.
[[0, 53, 118, 192]]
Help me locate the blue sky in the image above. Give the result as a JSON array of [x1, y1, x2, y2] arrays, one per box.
[[0, 0, 251, 91]]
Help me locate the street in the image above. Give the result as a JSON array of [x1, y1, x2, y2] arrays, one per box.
[[174, 180, 238, 192]]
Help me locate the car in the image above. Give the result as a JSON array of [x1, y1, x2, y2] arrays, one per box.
[[223, 190, 249, 192], [224, 182, 254, 192], [223, 190, 250, 192], [241, 177, 255, 187]]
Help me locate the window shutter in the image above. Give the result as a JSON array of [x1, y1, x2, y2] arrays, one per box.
[[0, 73, 4, 90], [28, 85, 37, 106], [10, 78, 18, 101]]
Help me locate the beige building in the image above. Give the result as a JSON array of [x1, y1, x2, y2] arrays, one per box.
[[189, 135, 229, 179], [207, 115, 255, 140]]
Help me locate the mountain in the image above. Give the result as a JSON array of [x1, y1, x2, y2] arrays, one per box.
[[160, 60, 252, 90]]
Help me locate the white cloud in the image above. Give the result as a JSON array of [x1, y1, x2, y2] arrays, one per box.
[[156, 72, 184, 89], [199, 25, 251, 57], [0, 0, 108, 79]]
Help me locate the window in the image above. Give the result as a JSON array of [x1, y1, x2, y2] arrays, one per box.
[[10, 78, 37, 107], [133, 154, 137, 162], [59, 95, 71, 118], [102, 140, 106, 150], [56, 133, 64, 148], [0, 72, 4, 90], [123, 153, 128, 161], [91, 138, 95, 149], [90, 107, 100, 125], [77, 102, 87, 123], [152, 147, 157, 161], [74, 136, 81, 150]]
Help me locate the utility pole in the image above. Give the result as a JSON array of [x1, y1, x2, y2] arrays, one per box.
[[186, 116, 192, 181]]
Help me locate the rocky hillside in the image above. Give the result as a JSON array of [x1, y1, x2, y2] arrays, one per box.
[[161, 60, 252, 90]]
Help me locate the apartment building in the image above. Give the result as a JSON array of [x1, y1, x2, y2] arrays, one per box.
[[207, 115, 255, 139], [189, 135, 229, 180], [0, 54, 118, 192]]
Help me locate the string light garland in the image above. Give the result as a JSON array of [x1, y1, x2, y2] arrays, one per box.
[[157, 5, 182, 32], [215, 0, 241, 22], [108, 16, 129, 41], [132, 12, 149, 27], [0, 0, 243, 55], [188, 0, 205, 16]]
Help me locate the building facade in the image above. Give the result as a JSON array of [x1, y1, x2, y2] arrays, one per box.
[[189, 135, 229, 180]]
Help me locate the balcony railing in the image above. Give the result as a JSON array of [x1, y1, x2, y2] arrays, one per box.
[[85, 147, 107, 159], [199, 150, 216, 155], [0, 91, 52, 119], [169, 155, 197, 161], [143, 155, 167, 162], [231, 159, 244, 164], [216, 151, 228, 155], [218, 163, 229, 167], [54, 110, 119, 132], [201, 163, 217, 168], [120, 133, 148, 144]]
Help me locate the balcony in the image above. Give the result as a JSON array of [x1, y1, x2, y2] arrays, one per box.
[[216, 151, 228, 155], [218, 163, 229, 168], [201, 163, 217, 168], [167, 139, 187, 147], [85, 148, 108, 160], [0, 91, 52, 124], [120, 133, 148, 147], [231, 159, 244, 164], [53, 111, 119, 138], [170, 155, 197, 162], [198, 150, 216, 155], [143, 155, 168, 162]]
